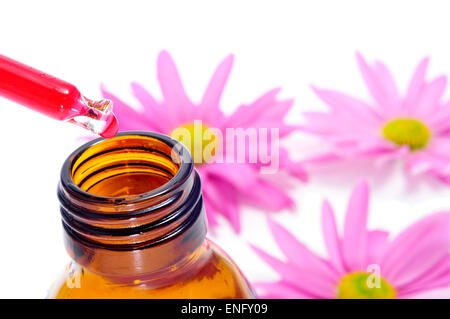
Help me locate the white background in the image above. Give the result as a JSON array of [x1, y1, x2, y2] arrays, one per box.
[[1, 0, 450, 298]]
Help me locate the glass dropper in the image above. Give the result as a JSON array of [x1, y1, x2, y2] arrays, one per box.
[[0, 54, 119, 138]]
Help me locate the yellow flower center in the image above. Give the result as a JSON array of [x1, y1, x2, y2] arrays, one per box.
[[382, 118, 430, 151], [170, 122, 218, 164], [337, 272, 396, 299]]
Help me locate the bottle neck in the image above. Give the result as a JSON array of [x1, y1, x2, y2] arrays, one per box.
[[58, 132, 207, 279]]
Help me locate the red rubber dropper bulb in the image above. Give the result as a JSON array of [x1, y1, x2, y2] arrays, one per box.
[[0, 54, 118, 138]]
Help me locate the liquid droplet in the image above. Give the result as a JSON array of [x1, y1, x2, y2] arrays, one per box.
[[68, 97, 119, 138]]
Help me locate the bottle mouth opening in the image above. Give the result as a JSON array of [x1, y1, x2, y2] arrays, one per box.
[[58, 132, 207, 276], [61, 131, 193, 205], [58, 131, 200, 239], [58, 131, 201, 242]]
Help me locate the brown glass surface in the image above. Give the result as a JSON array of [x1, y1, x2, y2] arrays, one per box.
[[50, 240, 254, 299]]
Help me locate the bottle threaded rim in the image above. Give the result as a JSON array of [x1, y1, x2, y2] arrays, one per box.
[[58, 131, 206, 251]]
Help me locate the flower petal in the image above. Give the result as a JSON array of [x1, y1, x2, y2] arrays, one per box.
[[406, 286, 450, 299], [254, 281, 315, 299], [355, 52, 398, 115], [366, 230, 389, 266], [311, 86, 381, 128], [130, 82, 172, 132], [321, 200, 345, 275], [380, 212, 450, 288], [403, 57, 430, 111], [224, 88, 282, 127], [373, 60, 400, 108], [413, 76, 447, 118], [199, 54, 233, 123], [202, 177, 241, 232], [202, 162, 258, 193], [157, 50, 194, 123], [241, 179, 295, 211], [399, 255, 450, 295], [101, 85, 157, 131], [342, 180, 370, 271], [201, 185, 220, 229], [267, 217, 339, 281], [251, 245, 336, 298]]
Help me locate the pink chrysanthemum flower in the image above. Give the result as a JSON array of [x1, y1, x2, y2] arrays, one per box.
[[252, 181, 450, 299], [101, 51, 307, 232], [301, 53, 450, 182]]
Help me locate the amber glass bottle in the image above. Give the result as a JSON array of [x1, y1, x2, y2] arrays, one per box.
[[48, 131, 254, 299]]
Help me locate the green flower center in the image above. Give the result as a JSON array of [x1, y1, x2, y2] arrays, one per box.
[[170, 122, 218, 164], [337, 272, 396, 299], [382, 118, 430, 150]]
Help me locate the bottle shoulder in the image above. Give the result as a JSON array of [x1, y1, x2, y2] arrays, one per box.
[[49, 239, 254, 299]]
